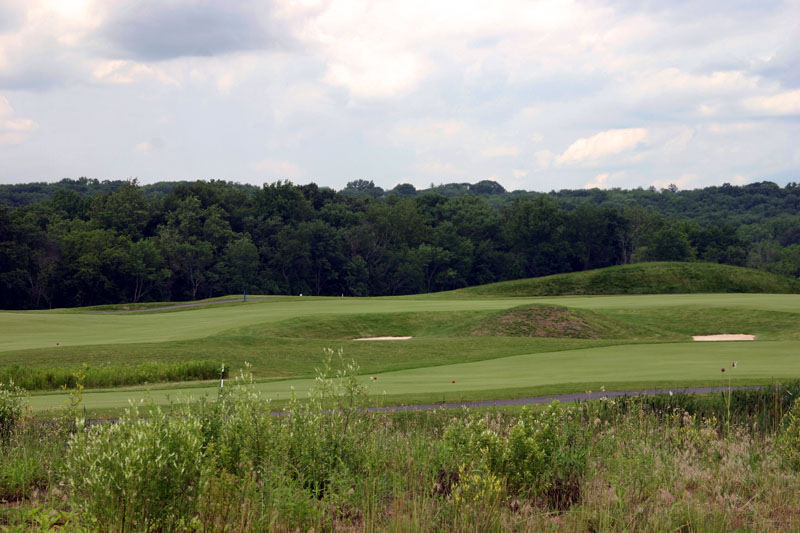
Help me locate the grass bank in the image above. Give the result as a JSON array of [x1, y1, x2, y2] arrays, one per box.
[[451, 262, 800, 297]]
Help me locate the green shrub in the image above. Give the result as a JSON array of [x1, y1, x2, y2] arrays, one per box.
[[442, 402, 589, 510], [204, 364, 276, 476], [278, 349, 374, 497], [503, 402, 587, 507], [66, 405, 207, 532], [0, 380, 25, 441], [443, 414, 504, 473]]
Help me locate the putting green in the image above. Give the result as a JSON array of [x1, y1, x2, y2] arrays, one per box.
[[26, 340, 800, 412]]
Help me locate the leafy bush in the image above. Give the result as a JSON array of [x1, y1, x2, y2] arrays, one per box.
[[504, 403, 588, 507], [442, 402, 589, 510], [0, 380, 25, 441], [66, 405, 207, 532], [278, 349, 374, 497]]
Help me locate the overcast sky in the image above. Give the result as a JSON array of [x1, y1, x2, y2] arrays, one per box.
[[0, 0, 798, 192]]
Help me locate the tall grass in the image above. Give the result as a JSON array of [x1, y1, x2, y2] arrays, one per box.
[[0, 360, 226, 391], [4, 364, 800, 530]]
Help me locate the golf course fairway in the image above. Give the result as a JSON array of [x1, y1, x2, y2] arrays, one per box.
[[1, 290, 796, 414]]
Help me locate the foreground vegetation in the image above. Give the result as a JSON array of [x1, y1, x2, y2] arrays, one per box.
[[4, 362, 800, 532]]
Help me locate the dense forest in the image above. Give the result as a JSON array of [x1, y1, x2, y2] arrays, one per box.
[[1, 178, 799, 309]]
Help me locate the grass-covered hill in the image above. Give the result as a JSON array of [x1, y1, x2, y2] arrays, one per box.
[[453, 262, 800, 297]]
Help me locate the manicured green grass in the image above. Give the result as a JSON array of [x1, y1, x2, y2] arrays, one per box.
[[3, 263, 800, 413], [25, 340, 800, 413]]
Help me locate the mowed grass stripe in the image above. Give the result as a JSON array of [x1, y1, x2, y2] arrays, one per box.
[[26, 340, 800, 412]]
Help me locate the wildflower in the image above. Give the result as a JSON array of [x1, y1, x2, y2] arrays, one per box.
[[721, 368, 725, 373], [451, 380, 456, 383]]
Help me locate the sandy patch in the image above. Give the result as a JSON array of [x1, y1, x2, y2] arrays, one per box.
[[692, 334, 755, 341], [353, 336, 413, 341]]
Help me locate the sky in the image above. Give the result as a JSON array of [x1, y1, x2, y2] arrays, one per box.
[[0, 0, 798, 192]]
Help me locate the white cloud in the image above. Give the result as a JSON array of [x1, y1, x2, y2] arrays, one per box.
[[632, 68, 759, 97], [556, 128, 647, 166], [393, 119, 464, 139], [743, 89, 800, 116], [3, 118, 37, 132], [92, 60, 179, 85], [534, 150, 556, 169], [480, 145, 519, 157], [323, 50, 425, 100], [251, 157, 304, 179], [0, 96, 12, 117], [512, 169, 528, 179], [706, 122, 759, 135], [417, 159, 462, 176], [651, 173, 697, 191], [135, 138, 165, 154], [661, 127, 694, 154], [584, 172, 610, 189], [0, 95, 38, 145]]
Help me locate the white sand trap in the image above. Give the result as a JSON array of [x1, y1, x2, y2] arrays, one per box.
[[692, 334, 755, 341], [353, 336, 413, 341]]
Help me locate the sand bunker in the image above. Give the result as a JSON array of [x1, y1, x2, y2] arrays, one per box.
[[353, 336, 413, 341], [692, 334, 755, 341]]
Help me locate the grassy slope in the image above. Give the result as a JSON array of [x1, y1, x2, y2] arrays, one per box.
[[450, 262, 800, 297]]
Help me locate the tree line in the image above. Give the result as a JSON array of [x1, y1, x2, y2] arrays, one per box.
[[1, 178, 798, 309]]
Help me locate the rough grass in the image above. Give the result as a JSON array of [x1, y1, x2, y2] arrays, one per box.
[[0, 360, 225, 391], [8, 377, 800, 532], [467, 304, 647, 339], [452, 262, 800, 297]]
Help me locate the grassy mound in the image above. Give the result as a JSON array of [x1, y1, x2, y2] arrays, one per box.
[[262, 305, 649, 340], [468, 304, 638, 339], [455, 262, 800, 297]]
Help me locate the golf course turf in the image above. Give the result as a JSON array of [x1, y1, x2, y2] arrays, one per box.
[[3, 263, 799, 416]]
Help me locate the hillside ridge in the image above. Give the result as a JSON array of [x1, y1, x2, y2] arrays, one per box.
[[453, 262, 800, 297]]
